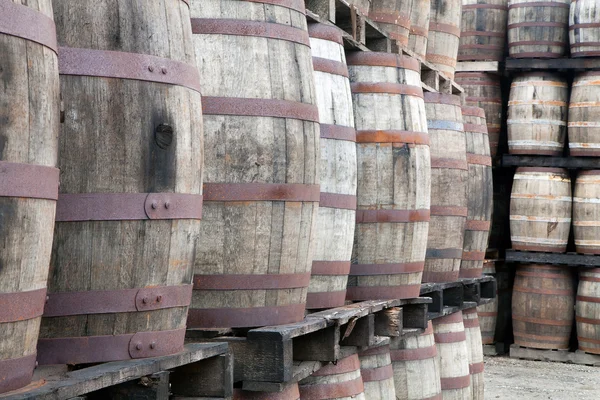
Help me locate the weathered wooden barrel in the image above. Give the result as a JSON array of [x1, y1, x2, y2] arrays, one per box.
[[569, 72, 600, 157], [574, 171, 600, 254], [38, 0, 203, 366], [576, 269, 600, 354], [299, 353, 366, 399], [390, 322, 442, 400], [0, 0, 59, 392], [512, 264, 574, 350], [188, 1, 320, 327], [459, 0, 509, 61], [358, 342, 396, 399], [508, 73, 568, 155], [426, 0, 463, 78], [461, 106, 493, 279], [233, 384, 300, 400], [307, 24, 356, 310], [408, 0, 431, 58], [433, 312, 472, 400], [347, 0, 371, 15], [369, 0, 413, 48], [570, 0, 600, 57], [510, 168, 571, 253], [463, 308, 485, 400], [478, 260, 498, 344], [347, 52, 430, 301], [454, 72, 503, 157], [507, 0, 571, 58], [424, 93, 467, 283]]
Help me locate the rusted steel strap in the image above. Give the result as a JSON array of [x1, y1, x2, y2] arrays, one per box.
[[508, 23, 566, 31], [461, 31, 506, 38], [434, 331, 467, 343], [0, 161, 59, 201], [512, 243, 567, 252], [246, 0, 306, 13], [466, 96, 502, 103], [312, 261, 352, 275], [299, 377, 364, 398], [0, 354, 37, 394], [441, 375, 471, 390], [356, 130, 430, 145], [478, 312, 497, 317], [346, 284, 421, 300], [410, 26, 429, 37], [431, 158, 468, 170], [312, 57, 349, 77], [578, 336, 600, 345], [430, 206, 468, 217], [0, 288, 46, 324], [203, 183, 320, 202], [426, 248, 463, 259], [361, 364, 394, 382], [508, 40, 566, 47], [570, 23, 600, 30], [459, 44, 504, 50], [425, 53, 457, 67], [369, 11, 410, 27], [577, 295, 600, 304], [351, 82, 424, 98], [313, 354, 360, 376], [359, 344, 390, 357], [464, 123, 488, 134], [349, 262, 424, 276], [0, 1, 58, 53], [459, 268, 483, 279], [202, 97, 319, 122], [465, 220, 491, 231], [517, 270, 569, 279], [308, 23, 344, 45], [512, 315, 571, 326], [191, 18, 310, 47], [467, 153, 492, 166], [462, 251, 486, 261], [320, 124, 356, 142], [43, 285, 192, 317], [580, 275, 600, 283], [462, 107, 486, 118], [572, 42, 600, 48], [513, 286, 573, 296], [58, 47, 201, 93], [422, 269, 460, 283], [37, 328, 185, 365], [462, 4, 508, 10], [193, 273, 310, 290], [424, 92, 462, 106], [462, 316, 480, 329], [187, 303, 305, 328], [55, 193, 203, 221], [346, 52, 420, 72], [508, 2, 570, 8], [306, 290, 347, 309], [427, 120, 464, 133], [436, 311, 464, 324], [320, 192, 357, 210], [356, 209, 430, 223], [390, 345, 437, 361], [429, 22, 461, 37]]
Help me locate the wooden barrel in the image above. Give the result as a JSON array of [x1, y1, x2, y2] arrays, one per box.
[[426, 0, 463, 78], [233, 384, 300, 399], [461, 106, 493, 279], [510, 167, 571, 253], [508, 73, 568, 155], [299, 353, 366, 399], [570, 0, 600, 57], [347, 0, 371, 15], [189, 1, 319, 327], [459, 0, 509, 61], [569, 72, 600, 157], [358, 343, 396, 399], [463, 308, 485, 400], [408, 0, 431, 58], [0, 0, 59, 392], [454, 72, 503, 158], [390, 322, 442, 400], [347, 52, 430, 301], [307, 24, 357, 310], [512, 264, 574, 350], [508, 0, 571, 58], [424, 93, 467, 283], [369, 0, 413, 48], [433, 312, 472, 400], [478, 260, 498, 344], [574, 171, 600, 254], [38, 0, 202, 366], [576, 269, 600, 354]]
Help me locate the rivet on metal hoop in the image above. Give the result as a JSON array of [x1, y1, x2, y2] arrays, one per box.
[[135, 343, 142, 351], [150, 342, 156, 349], [151, 202, 158, 209], [161, 67, 167, 74], [148, 66, 154, 72]]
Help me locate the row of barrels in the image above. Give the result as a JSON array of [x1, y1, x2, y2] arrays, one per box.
[[233, 310, 485, 400], [512, 264, 600, 356]]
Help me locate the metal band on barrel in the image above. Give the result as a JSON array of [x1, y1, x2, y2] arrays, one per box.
[[462, 4, 508, 10], [299, 377, 364, 399], [0, 1, 58, 53], [312, 57, 349, 77], [462, 251, 486, 261], [429, 22, 461, 37], [346, 284, 421, 300], [202, 97, 320, 122], [193, 273, 310, 290], [356, 209, 430, 223], [320, 192, 357, 210], [369, 11, 410, 27], [187, 303, 305, 328], [320, 124, 356, 142], [346, 52, 420, 72], [462, 316, 481, 328], [424, 93, 462, 106], [234, 384, 301, 400], [356, 130, 430, 145], [361, 364, 394, 382], [359, 344, 391, 357], [470, 362, 485, 374], [390, 345, 437, 361], [308, 23, 344, 45], [203, 183, 320, 202], [350, 262, 424, 276], [0, 288, 47, 323], [427, 120, 464, 132], [0, 354, 37, 394], [508, 2, 570, 9], [246, 0, 305, 12], [311, 261, 352, 275], [58, 47, 201, 93], [0, 161, 59, 201], [312, 354, 360, 375], [306, 290, 347, 309], [435, 311, 464, 324], [467, 153, 492, 166], [440, 375, 471, 390], [426, 248, 463, 259], [464, 123, 488, 134], [465, 220, 491, 231], [431, 158, 469, 170], [351, 82, 424, 98]]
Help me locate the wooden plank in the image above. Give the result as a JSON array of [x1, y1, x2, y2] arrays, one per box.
[[293, 326, 340, 362], [89, 371, 170, 400], [502, 154, 600, 169], [305, 0, 335, 22], [341, 315, 376, 347], [170, 353, 233, 398], [506, 250, 600, 267], [456, 61, 500, 72], [505, 57, 600, 71]]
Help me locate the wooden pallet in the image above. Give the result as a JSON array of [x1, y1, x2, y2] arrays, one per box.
[[420, 276, 497, 319], [502, 154, 600, 170], [505, 57, 600, 72], [0, 343, 232, 400], [510, 344, 600, 367], [506, 250, 600, 268]]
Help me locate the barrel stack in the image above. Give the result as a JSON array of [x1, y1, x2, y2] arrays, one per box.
[[369, 0, 413, 48], [427, 0, 463, 78], [570, 0, 600, 57], [459, 0, 508, 62], [358, 342, 397, 399], [299, 354, 366, 399], [408, 0, 431, 58]]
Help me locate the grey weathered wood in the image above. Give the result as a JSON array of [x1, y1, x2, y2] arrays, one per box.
[[369, 0, 412, 47], [506, 250, 600, 266], [358, 341, 396, 399], [294, 326, 341, 362], [462, 309, 484, 400], [502, 154, 600, 169], [574, 171, 600, 254], [408, 0, 430, 58], [569, 72, 600, 157], [375, 307, 403, 337], [298, 353, 366, 399], [576, 269, 600, 354], [426, 0, 462, 78], [89, 372, 170, 400], [459, 0, 507, 62], [570, 0, 600, 57], [506, 57, 600, 71], [306, 0, 336, 21], [509, 345, 600, 367], [342, 315, 376, 347], [170, 353, 233, 398], [456, 61, 500, 72]]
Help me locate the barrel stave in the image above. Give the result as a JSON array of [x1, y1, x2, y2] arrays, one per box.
[[427, 0, 463, 78], [408, 0, 431, 58], [574, 171, 600, 254], [569, 72, 600, 157], [459, 0, 508, 61], [577, 269, 600, 354], [570, 0, 600, 57]]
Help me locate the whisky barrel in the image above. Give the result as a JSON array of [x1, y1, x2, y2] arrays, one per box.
[[569, 72, 600, 157], [233, 384, 300, 400], [408, 0, 431, 58], [454, 72, 503, 157], [508, 73, 568, 155], [358, 342, 396, 399], [463, 308, 485, 400], [189, 1, 320, 327], [307, 24, 356, 309], [369, 0, 413, 47], [461, 106, 493, 279], [0, 0, 59, 392], [424, 93, 467, 283], [576, 269, 600, 354], [299, 354, 366, 399], [478, 260, 498, 344], [390, 322, 442, 400], [459, 0, 509, 61], [433, 312, 472, 400], [510, 168, 571, 253], [513, 264, 574, 349], [38, 0, 203, 366], [570, 0, 600, 57], [347, 52, 430, 301], [507, 0, 571, 58], [427, 0, 463, 78], [574, 171, 600, 254]]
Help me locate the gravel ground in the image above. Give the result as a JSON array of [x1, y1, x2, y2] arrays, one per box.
[[484, 356, 600, 399]]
